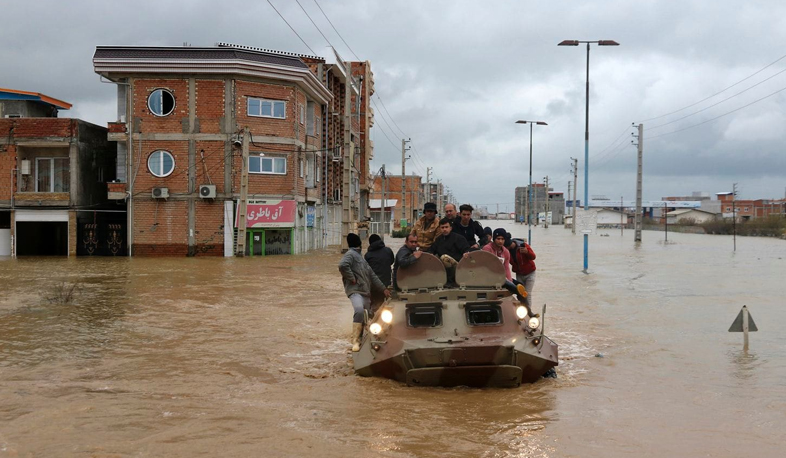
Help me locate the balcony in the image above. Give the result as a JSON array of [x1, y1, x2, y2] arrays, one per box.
[[107, 122, 127, 142], [14, 192, 70, 207], [306, 187, 321, 203], [107, 182, 127, 200]]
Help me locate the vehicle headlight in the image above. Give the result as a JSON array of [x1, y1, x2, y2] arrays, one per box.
[[369, 323, 382, 335], [381, 309, 393, 324], [515, 305, 529, 320], [527, 316, 540, 330]]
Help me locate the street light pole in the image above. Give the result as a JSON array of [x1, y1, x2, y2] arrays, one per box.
[[559, 39, 619, 273], [516, 120, 548, 244]]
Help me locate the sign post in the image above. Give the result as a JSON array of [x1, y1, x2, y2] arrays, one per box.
[[729, 305, 758, 350]]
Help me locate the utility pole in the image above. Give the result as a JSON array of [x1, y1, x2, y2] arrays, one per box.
[[341, 65, 352, 252], [633, 123, 644, 242], [544, 175, 550, 228], [534, 182, 539, 226], [664, 201, 668, 242], [401, 138, 410, 227], [571, 157, 578, 234], [437, 179, 442, 213], [567, 181, 571, 228], [426, 167, 432, 203], [381, 164, 387, 236], [235, 126, 250, 256], [621, 196, 624, 236], [733, 182, 738, 252]]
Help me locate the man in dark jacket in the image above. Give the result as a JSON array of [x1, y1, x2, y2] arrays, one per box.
[[452, 204, 487, 248], [393, 233, 422, 290], [428, 217, 470, 286], [364, 234, 394, 287]]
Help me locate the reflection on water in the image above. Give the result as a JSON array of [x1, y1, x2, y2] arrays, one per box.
[[1, 226, 785, 457]]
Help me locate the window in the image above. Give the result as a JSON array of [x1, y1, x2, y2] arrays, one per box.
[[248, 97, 285, 119], [148, 89, 175, 117], [36, 158, 70, 192], [299, 104, 305, 124], [465, 304, 503, 326], [300, 159, 304, 178], [315, 116, 321, 137], [147, 150, 175, 177], [406, 305, 443, 328], [744, 207, 749, 212], [306, 101, 315, 136], [316, 164, 321, 183], [726, 207, 731, 212], [249, 155, 286, 175]]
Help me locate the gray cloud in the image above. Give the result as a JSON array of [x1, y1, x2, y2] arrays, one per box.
[[3, 0, 786, 210]]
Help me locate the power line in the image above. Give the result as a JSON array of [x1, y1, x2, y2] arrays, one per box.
[[648, 66, 786, 130], [649, 83, 786, 140], [294, 0, 332, 48], [312, 0, 360, 61], [266, 0, 317, 56], [375, 94, 407, 137], [640, 51, 786, 122]]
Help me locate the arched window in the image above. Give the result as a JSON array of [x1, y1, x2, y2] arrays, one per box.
[[148, 150, 175, 177]]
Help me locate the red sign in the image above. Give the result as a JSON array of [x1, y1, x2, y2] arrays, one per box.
[[235, 200, 297, 228]]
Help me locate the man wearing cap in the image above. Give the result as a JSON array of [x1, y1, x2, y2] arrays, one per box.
[[338, 233, 391, 352], [411, 202, 440, 251]]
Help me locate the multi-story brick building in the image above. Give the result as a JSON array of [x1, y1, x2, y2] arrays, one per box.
[[717, 192, 786, 220], [0, 88, 116, 256], [93, 44, 342, 256]]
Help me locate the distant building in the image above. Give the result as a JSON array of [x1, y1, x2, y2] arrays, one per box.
[[369, 174, 421, 229], [665, 208, 717, 224]]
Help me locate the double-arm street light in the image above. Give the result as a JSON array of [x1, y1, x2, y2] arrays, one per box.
[[558, 39, 619, 273], [515, 120, 548, 244]]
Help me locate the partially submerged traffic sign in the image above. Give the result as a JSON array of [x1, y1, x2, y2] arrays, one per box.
[[728, 305, 758, 332], [729, 305, 757, 349]]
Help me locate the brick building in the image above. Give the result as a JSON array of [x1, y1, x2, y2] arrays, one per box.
[[0, 88, 116, 256], [370, 174, 422, 229], [93, 44, 345, 256], [717, 192, 786, 220]]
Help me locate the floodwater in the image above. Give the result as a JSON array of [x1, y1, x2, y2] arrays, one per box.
[[1, 223, 785, 457]]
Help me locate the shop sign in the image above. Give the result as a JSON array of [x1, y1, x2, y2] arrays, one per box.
[[306, 206, 315, 227], [236, 200, 296, 228]]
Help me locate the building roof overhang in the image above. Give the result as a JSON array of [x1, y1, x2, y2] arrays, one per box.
[[0, 87, 72, 110], [93, 46, 333, 105]]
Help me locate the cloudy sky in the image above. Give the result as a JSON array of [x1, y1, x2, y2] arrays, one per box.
[[3, 0, 785, 210]]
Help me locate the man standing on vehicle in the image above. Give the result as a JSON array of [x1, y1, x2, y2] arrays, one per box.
[[338, 233, 390, 352], [511, 238, 536, 307], [452, 204, 487, 249], [411, 202, 440, 251]]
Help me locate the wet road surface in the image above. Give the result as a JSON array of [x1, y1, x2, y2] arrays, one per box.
[[1, 223, 785, 457]]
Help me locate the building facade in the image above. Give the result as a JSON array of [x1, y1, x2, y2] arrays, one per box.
[[93, 44, 348, 256], [0, 88, 116, 257]]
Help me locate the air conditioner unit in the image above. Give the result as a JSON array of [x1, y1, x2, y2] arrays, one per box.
[[152, 187, 169, 199], [332, 146, 341, 162], [20, 160, 31, 175], [199, 184, 216, 199]]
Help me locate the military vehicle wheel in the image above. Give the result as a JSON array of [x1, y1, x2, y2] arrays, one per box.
[[542, 367, 557, 379]]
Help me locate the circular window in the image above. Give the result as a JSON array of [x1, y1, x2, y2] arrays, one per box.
[[148, 150, 175, 177], [147, 89, 175, 116]]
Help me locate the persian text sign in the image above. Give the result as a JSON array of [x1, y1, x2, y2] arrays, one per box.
[[236, 200, 296, 228]]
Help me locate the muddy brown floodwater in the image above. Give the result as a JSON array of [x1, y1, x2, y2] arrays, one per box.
[[1, 222, 785, 457]]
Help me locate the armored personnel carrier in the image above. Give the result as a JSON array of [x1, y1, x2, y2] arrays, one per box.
[[353, 250, 558, 387]]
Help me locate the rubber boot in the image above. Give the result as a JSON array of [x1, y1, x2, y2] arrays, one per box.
[[351, 322, 363, 352]]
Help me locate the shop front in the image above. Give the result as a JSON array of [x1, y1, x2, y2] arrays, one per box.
[[235, 200, 296, 257]]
